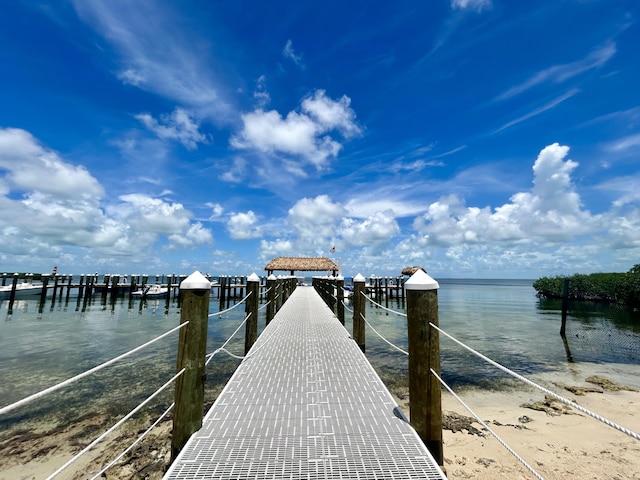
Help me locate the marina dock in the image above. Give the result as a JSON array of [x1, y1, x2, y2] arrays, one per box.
[[164, 286, 446, 479]]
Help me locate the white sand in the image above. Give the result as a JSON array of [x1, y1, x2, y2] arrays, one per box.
[[2, 377, 639, 479]]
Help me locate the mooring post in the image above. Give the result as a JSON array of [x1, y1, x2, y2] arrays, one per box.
[[245, 273, 260, 354], [406, 269, 443, 466], [8, 273, 18, 314], [171, 271, 211, 462], [560, 277, 569, 337], [352, 273, 366, 352], [276, 276, 283, 312], [266, 274, 276, 325], [337, 274, 345, 325]]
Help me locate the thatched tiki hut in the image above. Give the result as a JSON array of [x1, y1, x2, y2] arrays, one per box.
[[265, 256, 339, 276]]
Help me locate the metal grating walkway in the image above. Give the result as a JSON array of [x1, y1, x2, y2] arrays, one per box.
[[164, 286, 446, 479]]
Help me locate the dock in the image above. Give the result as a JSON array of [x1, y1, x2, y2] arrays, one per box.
[[164, 286, 446, 479]]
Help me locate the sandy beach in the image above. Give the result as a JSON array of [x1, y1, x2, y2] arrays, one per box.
[[1, 375, 639, 479]]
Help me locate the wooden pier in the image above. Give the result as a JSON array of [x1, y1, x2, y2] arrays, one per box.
[[164, 286, 446, 479]]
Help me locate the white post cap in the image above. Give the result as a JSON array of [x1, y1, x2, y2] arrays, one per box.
[[247, 272, 260, 282], [267, 274, 277, 280], [181, 271, 212, 290], [336, 274, 344, 280], [353, 273, 365, 282], [405, 269, 439, 291]]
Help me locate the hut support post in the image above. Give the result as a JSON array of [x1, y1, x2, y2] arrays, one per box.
[[171, 271, 211, 463], [352, 273, 366, 352], [406, 270, 443, 466]]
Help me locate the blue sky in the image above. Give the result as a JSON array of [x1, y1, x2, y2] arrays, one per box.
[[1, 0, 639, 278]]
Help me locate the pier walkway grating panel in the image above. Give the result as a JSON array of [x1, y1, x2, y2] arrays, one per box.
[[164, 286, 446, 479]]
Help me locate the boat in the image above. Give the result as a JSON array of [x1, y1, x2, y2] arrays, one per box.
[[131, 284, 169, 299], [0, 281, 43, 299]]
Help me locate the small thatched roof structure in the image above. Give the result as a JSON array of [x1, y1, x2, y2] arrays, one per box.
[[265, 256, 339, 275], [402, 266, 427, 276]]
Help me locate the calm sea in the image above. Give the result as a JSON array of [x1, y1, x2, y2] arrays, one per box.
[[1, 278, 639, 435]]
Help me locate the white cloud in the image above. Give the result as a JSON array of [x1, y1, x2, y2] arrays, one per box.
[[227, 211, 262, 239], [169, 222, 213, 247], [451, 0, 491, 12], [340, 210, 400, 251], [288, 195, 348, 240], [72, 0, 230, 117], [496, 42, 616, 101], [413, 143, 597, 246], [605, 133, 640, 152], [230, 90, 361, 172], [0, 128, 104, 198], [494, 89, 579, 133], [135, 108, 208, 150], [283, 39, 304, 67]]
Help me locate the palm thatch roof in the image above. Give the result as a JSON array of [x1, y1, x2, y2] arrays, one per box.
[[265, 256, 339, 275], [402, 266, 427, 276]]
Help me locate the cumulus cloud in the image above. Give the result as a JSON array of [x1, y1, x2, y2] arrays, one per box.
[[227, 211, 263, 239], [230, 90, 361, 173], [0, 128, 212, 264], [412, 143, 596, 246], [136, 108, 209, 150], [288, 195, 348, 239], [340, 210, 400, 252], [0, 128, 103, 198]]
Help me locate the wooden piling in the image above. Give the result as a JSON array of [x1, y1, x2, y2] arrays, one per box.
[[560, 278, 569, 337], [406, 269, 443, 466], [266, 274, 276, 325], [171, 271, 211, 462], [8, 274, 18, 313], [337, 275, 345, 325], [244, 273, 260, 354], [352, 273, 366, 352]]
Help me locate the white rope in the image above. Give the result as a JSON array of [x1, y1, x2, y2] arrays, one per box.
[[259, 300, 270, 311], [0, 322, 188, 416], [208, 291, 252, 317], [431, 369, 545, 480], [431, 322, 640, 441], [205, 313, 250, 365], [342, 301, 353, 313], [90, 402, 174, 480], [361, 313, 408, 356], [45, 368, 185, 480], [362, 292, 407, 317]]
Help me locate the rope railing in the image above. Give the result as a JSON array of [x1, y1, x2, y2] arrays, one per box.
[[0, 322, 189, 417], [89, 402, 175, 480], [362, 292, 407, 317], [45, 368, 186, 480], [342, 300, 353, 313], [431, 322, 640, 442], [431, 368, 545, 480], [209, 291, 252, 317], [360, 313, 408, 355], [206, 312, 251, 364]]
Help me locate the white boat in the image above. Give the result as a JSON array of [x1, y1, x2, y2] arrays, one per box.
[[0, 281, 43, 299], [132, 284, 169, 299]]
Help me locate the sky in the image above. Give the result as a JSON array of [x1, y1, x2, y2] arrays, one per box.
[[0, 0, 639, 279]]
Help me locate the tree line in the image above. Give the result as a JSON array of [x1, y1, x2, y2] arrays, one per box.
[[533, 264, 640, 308]]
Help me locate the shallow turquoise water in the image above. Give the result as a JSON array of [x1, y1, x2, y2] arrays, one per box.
[[1, 279, 638, 433]]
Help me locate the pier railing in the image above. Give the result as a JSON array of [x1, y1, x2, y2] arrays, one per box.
[[313, 271, 640, 480], [0, 271, 296, 479]]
